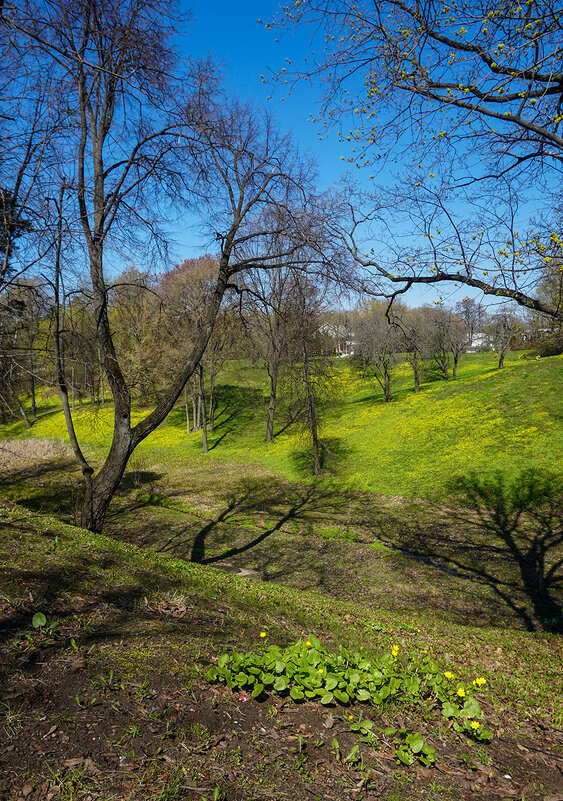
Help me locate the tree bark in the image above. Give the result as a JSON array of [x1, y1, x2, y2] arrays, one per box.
[[30, 370, 37, 420], [198, 362, 208, 454], [413, 361, 420, 392], [192, 379, 199, 430], [11, 389, 31, 428], [208, 363, 216, 433], [265, 361, 279, 442], [184, 383, 190, 434], [303, 345, 321, 475]]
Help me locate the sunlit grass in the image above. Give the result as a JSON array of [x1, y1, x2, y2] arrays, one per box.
[[2, 351, 562, 501]]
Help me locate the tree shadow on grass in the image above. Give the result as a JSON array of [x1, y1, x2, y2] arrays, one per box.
[[380, 469, 563, 632], [151, 479, 347, 567]]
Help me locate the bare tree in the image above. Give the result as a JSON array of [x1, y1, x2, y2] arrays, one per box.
[[487, 309, 522, 368], [272, 2, 563, 322], [1, 0, 325, 533], [355, 302, 400, 401], [274, 1, 563, 174]]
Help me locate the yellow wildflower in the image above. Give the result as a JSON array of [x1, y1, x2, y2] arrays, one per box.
[[457, 687, 466, 698], [444, 671, 455, 680], [469, 720, 481, 730], [260, 632, 267, 638]]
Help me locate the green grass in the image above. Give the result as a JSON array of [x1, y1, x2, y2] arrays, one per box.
[[1, 352, 563, 800], [3, 351, 562, 501]]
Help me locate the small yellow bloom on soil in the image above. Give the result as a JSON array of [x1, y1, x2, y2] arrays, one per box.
[[470, 721, 481, 730], [457, 687, 466, 698], [473, 677, 486, 686], [260, 632, 267, 638], [444, 671, 455, 679], [391, 644, 399, 657]]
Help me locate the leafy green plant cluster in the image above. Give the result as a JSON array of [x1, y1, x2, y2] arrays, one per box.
[[348, 715, 436, 766], [207, 635, 493, 761]]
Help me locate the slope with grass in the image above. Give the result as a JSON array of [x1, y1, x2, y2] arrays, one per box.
[[2, 352, 562, 502], [1, 503, 562, 801]]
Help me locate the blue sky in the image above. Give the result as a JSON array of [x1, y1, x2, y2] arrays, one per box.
[[175, 1, 489, 309]]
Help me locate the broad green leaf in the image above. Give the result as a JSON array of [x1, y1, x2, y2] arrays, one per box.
[[32, 612, 46, 629], [408, 732, 424, 754], [320, 692, 334, 705]]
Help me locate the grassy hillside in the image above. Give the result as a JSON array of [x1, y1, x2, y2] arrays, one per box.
[[1, 503, 562, 800], [3, 352, 562, 500], [1, 353, 562, 799]]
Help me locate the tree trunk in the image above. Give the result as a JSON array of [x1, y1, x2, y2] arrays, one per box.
[[413, 361, 420, 393], [198, 363, 208, 454], [453, 353, 459, 380], [383, 372, 391, 402], [11, 389, 31, 428], [208, 363, 216, 432], [184, 384, 190, 434], [71, 366, 75, 411], [30, 371, 37, 420], [265, 361, 278, 442], [303, 346, 321, 475], [191, 379, 199, 430]]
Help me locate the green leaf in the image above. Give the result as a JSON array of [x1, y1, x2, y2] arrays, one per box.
[[273, 676, 288, 692], [324, 676, 338, 691], [320, 692, 334, 705], [262, 673, 275, 685], [356, 688, 371, 701], [290, 686, 304, 701], [462, 697, 482, 719], [207, 667, 218, 682], [252, 683, 264, 698], [441, 701, 457, 718], [32, 612, 46, 629], [333, 689, 350, 704], [395, 747, 414, 766], [217, 655, 229, 669], [344, 745, 359, 763], [407, 732, 424, 754]]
